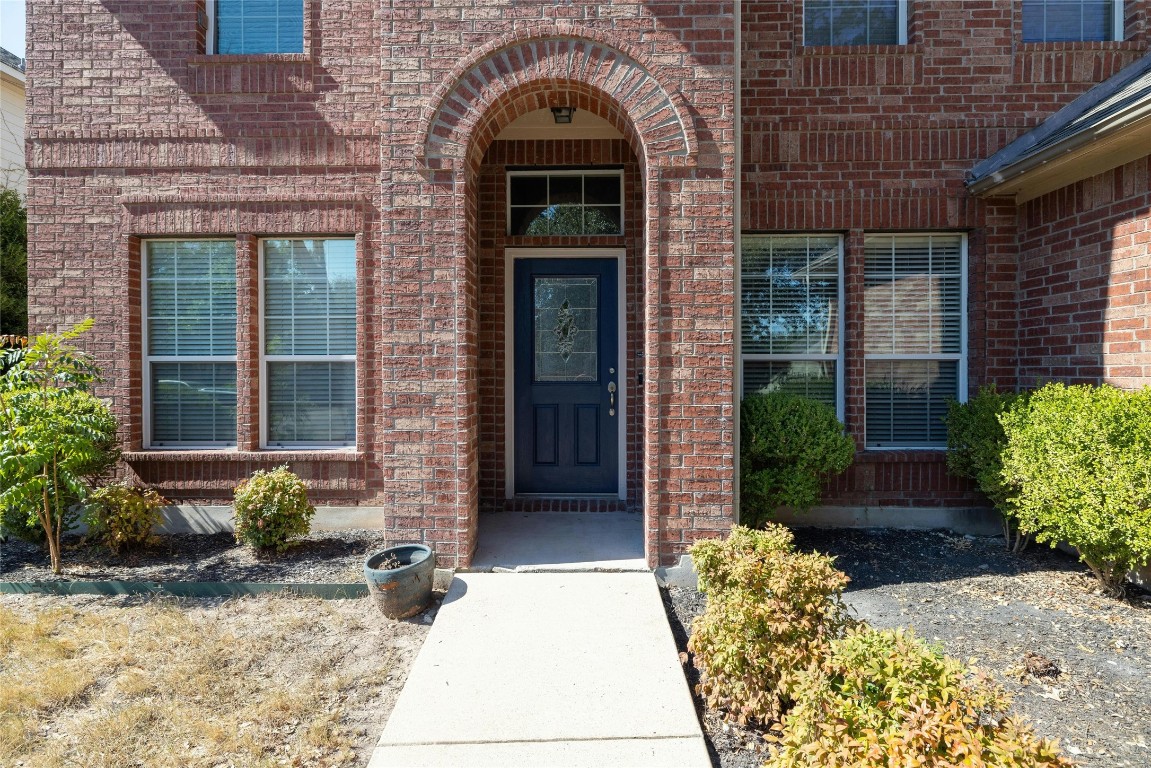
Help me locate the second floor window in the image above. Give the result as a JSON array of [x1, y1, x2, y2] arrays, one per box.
[[1022, 0, 1122, 42], [212, 0, 304, 55], [805, 0, 909, 46]]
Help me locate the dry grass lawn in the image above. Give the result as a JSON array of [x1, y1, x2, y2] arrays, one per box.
[[0, 593, 429, 767]]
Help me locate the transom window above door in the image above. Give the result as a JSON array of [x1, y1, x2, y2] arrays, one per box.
[[507, 171, 624, 237]]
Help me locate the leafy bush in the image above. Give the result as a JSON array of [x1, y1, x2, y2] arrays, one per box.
[[1000, 382, 1151, 596], [740, 392, 855, 528], [0, 321, 119, 573], [945, 386, 1029, 551], [85, 483, 168, 554], [688, 525, 854, 725], [0, 187, 27, 337], [768, 626, 1072, 767], [233, 466, 315, 552]]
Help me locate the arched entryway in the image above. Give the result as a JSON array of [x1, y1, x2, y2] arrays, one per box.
[[415, 29, 730, 569]]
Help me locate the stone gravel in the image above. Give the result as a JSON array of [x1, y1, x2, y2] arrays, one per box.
[[664, 527, 1151, 768]]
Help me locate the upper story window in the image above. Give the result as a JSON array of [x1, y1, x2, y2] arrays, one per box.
[[507, 171, 624, 236], [804, 0, 909, 46], [210, 0, 305, 55], [1022, 0, 1123, 42]]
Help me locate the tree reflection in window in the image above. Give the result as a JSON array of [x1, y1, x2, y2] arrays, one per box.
[[508, 172, 623, 236]]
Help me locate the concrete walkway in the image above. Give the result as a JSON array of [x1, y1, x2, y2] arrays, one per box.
[[470, 511, 647, 572], [368, 572, 710, 768]]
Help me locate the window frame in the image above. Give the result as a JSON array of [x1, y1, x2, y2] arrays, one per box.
[[506, 169, 626, 237], [1021, 0, 1124, 43], [803, 0, 910, 47], [739, 234, 846, 422], [258, 237, 358, 451], [142, 238, 239, 451], [862, 232, 968, 451], [205, 0, 307, 56]]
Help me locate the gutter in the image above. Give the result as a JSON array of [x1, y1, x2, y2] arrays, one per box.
[[967, 77, 1151, 197]]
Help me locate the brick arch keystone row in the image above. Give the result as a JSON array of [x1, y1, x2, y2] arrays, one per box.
[[417, 27, 697, 168]]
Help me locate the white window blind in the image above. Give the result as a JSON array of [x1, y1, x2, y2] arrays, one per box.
[[212, 0, 305, 54], [145, 240, 237, 448], [263, 239, 356, 448], [863, 234, 965, 448], [804, 0, 908, 46], [1022, 0, 1121, 42], [741, 235, 843, 416]]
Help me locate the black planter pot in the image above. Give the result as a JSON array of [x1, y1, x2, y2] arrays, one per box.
[[364, 544, 435, 619]]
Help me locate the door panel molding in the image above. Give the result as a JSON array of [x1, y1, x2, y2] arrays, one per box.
[[504, 248, 626, 499]]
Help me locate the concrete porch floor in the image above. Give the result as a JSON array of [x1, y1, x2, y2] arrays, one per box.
[[469, 511, 647, 571]]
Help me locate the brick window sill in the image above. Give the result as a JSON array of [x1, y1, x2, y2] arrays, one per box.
[[857, 449, 946, 463], [1016, 41, 1147, 53], [189, 53, 313, 65], [798, 44, 925, 57], [124, 450, 364, 463], [185, 54, 317, 95]]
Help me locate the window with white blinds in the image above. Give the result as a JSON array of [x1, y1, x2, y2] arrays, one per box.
[[1022, 0, 1122, 43], [263, 239, 356, 448], [863, 234, 966, 448], [144, 240, 238, 448], [741, 235, 843, 417]]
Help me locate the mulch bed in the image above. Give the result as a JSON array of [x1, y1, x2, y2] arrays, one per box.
[[663, 528, 1151, 768], [0, 529, 390, 583]]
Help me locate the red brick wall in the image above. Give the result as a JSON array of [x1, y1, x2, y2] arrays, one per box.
[[741, 1, 1149, 509], [1017, 157, 1151, 389], [26, 1, 737, 566], [26, 0, 1149, 560]]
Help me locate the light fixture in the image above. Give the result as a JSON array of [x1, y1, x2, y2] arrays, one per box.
[[550, 106, 576, 124]]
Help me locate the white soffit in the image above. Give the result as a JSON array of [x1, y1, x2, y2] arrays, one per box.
[[495, 108, 624, 141]]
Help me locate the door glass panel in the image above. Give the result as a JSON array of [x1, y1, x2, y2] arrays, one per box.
[[534, 276, 598, 382]]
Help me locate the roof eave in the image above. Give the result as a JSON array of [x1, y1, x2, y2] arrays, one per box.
[[967, 103, 1151, 202]]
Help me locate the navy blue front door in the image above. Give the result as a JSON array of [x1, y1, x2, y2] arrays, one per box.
[[514, 257, 619, 494]]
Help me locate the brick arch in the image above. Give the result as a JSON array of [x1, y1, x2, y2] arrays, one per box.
[[418, 30, 696, 169]]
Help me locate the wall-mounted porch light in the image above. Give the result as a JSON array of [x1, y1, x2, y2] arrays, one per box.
[[550, 106, 576, 124]]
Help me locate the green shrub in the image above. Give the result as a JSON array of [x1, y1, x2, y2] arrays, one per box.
[[740, 392, 855, 528], [233, 466, 315, 552], [945, 386, 1029, 551], [0, 321, 119, 573], [1000, 382, 1151, 596], [688, 525, 854, 725], [768, 626, 1072, 768], [85, 483, 167, 554]]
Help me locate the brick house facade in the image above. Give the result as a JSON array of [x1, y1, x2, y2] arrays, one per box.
[[24, 2, 1151, 567]]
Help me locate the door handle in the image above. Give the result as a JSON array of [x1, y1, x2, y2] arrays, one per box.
[[608, 381, 616, 416]]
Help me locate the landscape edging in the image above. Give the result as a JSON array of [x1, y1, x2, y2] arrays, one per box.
[[0, 581, 369, 599]]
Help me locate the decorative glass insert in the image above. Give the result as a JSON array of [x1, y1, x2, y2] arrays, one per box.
[[805, 0, 904, 46], [214, 0, 305, 55], [145, 240, 237, 448], [534, 276, 598, 382], [508, 172, 623, 236], [1022, 0, 1118, 42]]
